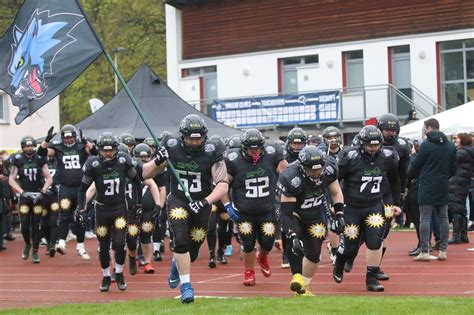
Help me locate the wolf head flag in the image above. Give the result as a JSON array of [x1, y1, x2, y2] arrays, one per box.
[[0, 0, 103, 124]]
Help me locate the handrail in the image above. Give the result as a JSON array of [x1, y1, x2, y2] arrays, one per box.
[[410, 84, 439, 114]]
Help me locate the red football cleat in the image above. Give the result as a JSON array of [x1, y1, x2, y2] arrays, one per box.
[[144, 263, 155, 274], [243, 269, 256, 286], [257, 253, 271, 277]]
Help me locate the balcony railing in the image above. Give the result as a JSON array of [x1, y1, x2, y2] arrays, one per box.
[[187, 84, 438, 128]]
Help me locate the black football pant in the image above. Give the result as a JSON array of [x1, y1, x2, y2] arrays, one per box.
[[18, 195, 42, 250], [237, 212, 276, 254], [207, 201, 232, 255], [58, 185, 85, 243], [126, 203, 155, 250], [167, 194, 211, 262], [95, 205, 127, 269]]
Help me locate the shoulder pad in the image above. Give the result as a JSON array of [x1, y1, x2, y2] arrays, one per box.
[[382, 148, 393, 157], [166, 138, 178, 148], [227, 151, 238, 161], [397, 137, 407, 146], [265, 145, 276, 155], [347, 149, 359, 160], [204, 143, 215, 152], [290, 176, 302, 189]]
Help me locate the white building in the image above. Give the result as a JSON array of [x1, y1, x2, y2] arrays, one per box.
[[0, 91, 60, 150], [166, 1, 474, 141]]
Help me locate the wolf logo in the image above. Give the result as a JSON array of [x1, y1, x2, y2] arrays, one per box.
[[8, 9, 84, 99]]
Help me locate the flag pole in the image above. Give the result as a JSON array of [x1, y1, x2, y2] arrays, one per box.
[[75, 0, 193, 202]]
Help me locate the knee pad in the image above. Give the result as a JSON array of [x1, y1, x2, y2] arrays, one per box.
[[241, 243, 255, 253], [173, 243, 189, 254], [366, 239, 383, 250], [111, 243, 126, 252], [305, 253, 320, 264]]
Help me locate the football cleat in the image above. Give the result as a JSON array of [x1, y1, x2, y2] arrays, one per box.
[[100, 276, 112, 292], [168, 259, 180, 289], [377, 270, 390, 281], [144, 263, 155, 274], [129, 256, 137, 275], [366, 273, 384, 292], [180, 283, 195, 304], [153, 250, 162, 261], [257, 253, 271, 277], [31, 249, 40, 264], [243, 269, 256, 286], [115, 272, 127, 291], [290, 273, 305, 295], [21, 244, 31, 260]]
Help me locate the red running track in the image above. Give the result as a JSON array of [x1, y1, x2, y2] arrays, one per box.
[[0, 231, 473, 310]]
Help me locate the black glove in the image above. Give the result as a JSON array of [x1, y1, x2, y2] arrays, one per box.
[[132, 204, 143, 221], [189, 199, 209, 214], [290, 234, 305, 256], [74, 208, 87, 228], [152, 204, 162, 220], [45, 126, 56, 142], [333, 212, 345, 235], [78, 128, 88, 145], [154, 147, 169, 166]]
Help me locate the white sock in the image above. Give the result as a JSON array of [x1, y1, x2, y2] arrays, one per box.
[[102, 267, 111, 277], [153, 242, 161, 252], [180, 274, 190, 284], [76, 243, 84, 251], [58, 239, 66, 247], [303, 276, 312, 286], [115, 263, 124, 273]]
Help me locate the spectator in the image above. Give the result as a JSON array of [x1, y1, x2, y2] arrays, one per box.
[[405, 110, 419, 125], [408, 118, 457, 261], [448, 133, 473, 244]]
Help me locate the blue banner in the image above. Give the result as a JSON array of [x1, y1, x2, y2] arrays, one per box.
[[211, 91, 340, 128]]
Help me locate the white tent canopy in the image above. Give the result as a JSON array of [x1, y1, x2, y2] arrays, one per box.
[[399, 101, 474, 140]]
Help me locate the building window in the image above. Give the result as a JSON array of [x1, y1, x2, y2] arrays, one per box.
[[182, 65, 217, 78], [440, 39, 474, 109], [344, 50, 364, 93], [280, 54, 319, 94], [0, 91, 8, 123]]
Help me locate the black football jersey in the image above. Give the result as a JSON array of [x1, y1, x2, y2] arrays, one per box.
[[279, 158, 338, 221], [10, 153, 47, 191], [82, 152, 136, 207], [165, 137, 225, 202], [49, 141, 89, 186], [284, 150, 299, 164], [338, 147, 399, 208], [226, 144, 284, 215]]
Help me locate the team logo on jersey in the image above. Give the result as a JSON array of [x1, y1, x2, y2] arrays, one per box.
[[60, 198, 71, 210], [384, 204, 394, 219], [343, 224, 360, 240], [20, 204, 30, 214], [15, 154, 21, 159], [167, 138, 178, 147], [211, 204, 218, 213], [118, 157, 126, 164], [308, 223, 326, 239], [92, 160, 99, 168], [227, 151, 238, 161], [238, 221, 253, 235], [265, 146, 275, 154], [205, 143, 215, 152], [190, 227, 207, 242], [325, 165, 335, 175], [127, 224, 139, 237], [50, 202, 60, 212], [95, 226, 108, 238], [114, 217, 127, 230], [261, 222, 275, 237], [398, 138, 406, 145], [382, 149, 393, 157], [169, 207, 188, 220], [219, 212, 230, 221], [365, 213, 384, 228], [33, 205, 43, 215], [142, 221, 154, 233], [291, 177, 301, 188]]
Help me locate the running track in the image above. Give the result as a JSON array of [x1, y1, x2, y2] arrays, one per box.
[[0, 231, 473, 310]]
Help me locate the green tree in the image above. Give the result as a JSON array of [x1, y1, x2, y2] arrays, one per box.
[[0, 0, 167, 124]]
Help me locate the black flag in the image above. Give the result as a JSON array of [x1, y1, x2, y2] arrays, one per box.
[[0, 0, 103, 124]]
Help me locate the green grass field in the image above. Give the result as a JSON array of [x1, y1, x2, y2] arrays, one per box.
[[2, 296, 473, 315]]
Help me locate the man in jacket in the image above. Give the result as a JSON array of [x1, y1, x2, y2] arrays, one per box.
[[408, 118, 457, 261]]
